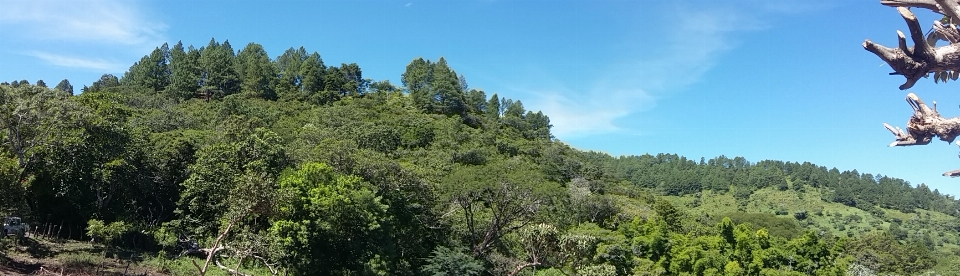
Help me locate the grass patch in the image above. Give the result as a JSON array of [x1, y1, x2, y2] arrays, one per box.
[[57, 252, 103, 269], [142, 252, 280, 276], [932, 253, 960, 276]]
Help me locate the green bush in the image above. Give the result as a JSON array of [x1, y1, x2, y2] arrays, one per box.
[[421, 246, 483, 276], [793, 210, 808, 221], [86, 219, 132, 248], [724, 212, 802, 239]]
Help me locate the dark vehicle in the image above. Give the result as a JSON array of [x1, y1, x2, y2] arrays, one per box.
[[3, 217, 27, 236]]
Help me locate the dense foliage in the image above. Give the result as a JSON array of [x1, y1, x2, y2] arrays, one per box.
[[2, 39, 960, 275]]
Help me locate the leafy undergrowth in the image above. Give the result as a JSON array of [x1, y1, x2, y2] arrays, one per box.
[[0, 236, 273, 276]]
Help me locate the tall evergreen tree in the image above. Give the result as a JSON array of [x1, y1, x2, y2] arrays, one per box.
[[486, 93, 501, 119], [465, 89, 487, 114], [168, 41, 203, 100], [55, 79, 73, 94], [299, 52, 325, 97], [199, 38, 240, 98], [85, 74, 120, 93], [275, 47, 308, 98], [432, 58, 466, 115], [337, 63, 367, 97], [402, 57, 435, 112], [402, 57, 468, 115], [236, 42, 277, 99], [123, 44, 171, 92]]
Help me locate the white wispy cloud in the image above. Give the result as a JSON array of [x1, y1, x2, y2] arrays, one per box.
[[523, 83, 656, 138], [524, 2, 790, 139], [635, 7, 767, 92], [0, 0, 166, 46], [0, 0, 166, 71], [27, 51, 125, 72]]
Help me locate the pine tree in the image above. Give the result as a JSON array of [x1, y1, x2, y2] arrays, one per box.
[[167, 41, 202, 100], [236, 42, 277, 99], [275, 47, 308, 99], [123, 44, 171, 92], [299, 52, 325, 97], [199, 38, 240, 98], [54, 79, 73, 94]]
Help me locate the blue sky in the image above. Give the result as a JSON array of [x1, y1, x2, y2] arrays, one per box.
[[3, 0, 960, 197]]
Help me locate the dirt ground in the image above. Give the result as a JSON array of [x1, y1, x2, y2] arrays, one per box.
[[0, 236, 162, 276]]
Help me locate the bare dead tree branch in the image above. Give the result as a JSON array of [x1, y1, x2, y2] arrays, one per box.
[[937, 0, 960, 22], [192, 219, 236, 276], [869, 2, 960, 178], [883, 93, 960, 145], [881, 0, 943, 13], [864, 7, 960, 89], [883, 93, 960, 175], [882, 0, 960, 22], [250, 253, 281, 275], [507, 261, 541, 276], [212, 249, 252, 276]]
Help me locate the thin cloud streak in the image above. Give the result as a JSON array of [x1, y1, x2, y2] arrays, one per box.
[[527, 78, 657, 138], [0, 0, 167, 46], [526, 5, 769, 139], [532, 91, 640, 138], [0, 0, 166, 74], [27, 51, 125, 72], [636, 7, 767, 93]]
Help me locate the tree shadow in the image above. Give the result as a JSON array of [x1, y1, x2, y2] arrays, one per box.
[[6, 236, 55, 259]]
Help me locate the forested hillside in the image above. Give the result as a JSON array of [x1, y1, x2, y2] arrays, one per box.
[[2, 39, 960, 275]]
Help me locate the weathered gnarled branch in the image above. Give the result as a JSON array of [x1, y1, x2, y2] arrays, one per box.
[[864, 7, 960, 89], [883, 93, 960, 176], [192, 219, 235, 276], [881, 0, 960, 22], [872, 2, 960, 178]]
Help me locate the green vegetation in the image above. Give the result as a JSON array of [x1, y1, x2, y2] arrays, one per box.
[[2, 39, 960, 275]]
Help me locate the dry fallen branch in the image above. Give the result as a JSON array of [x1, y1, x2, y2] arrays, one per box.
[[190, 246, 280, 276], [863, 7, 960, 89], [883, 93, 960, 176], [507, 261, 541, 276], [191, 219, 235, 276], [211, 249, 251, 276]]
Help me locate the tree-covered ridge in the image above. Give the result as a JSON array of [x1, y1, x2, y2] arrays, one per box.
[[1, 39, 959, 275], [592, 153, 960, 216]]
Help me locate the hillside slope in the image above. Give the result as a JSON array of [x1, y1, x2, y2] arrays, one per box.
[[1, 39, 959, 275]]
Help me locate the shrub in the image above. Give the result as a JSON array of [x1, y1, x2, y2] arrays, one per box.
[[724, 212, 802, 239], [733, 188, 753, 202], [421, 246, 483, 276], [794, 210, 808, 221]]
